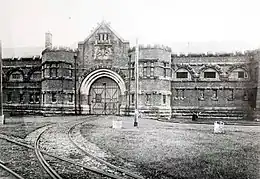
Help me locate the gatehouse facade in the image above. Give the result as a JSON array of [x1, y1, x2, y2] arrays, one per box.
[[2, 21, 260, 120]]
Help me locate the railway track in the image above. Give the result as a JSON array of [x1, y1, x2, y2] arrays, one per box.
[[0, 119, 143, 179], [0, 117, 143, 178], [68, 121, 144, 179], [34, 125, 63, 179], [0, 159, 24, 179]]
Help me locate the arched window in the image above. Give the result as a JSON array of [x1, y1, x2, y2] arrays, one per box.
[[229, 68, 248, 80], [200, 68, 220, 80], [30, 71, 42, 81], [175, 69, 191, 80], [9, 71, 23, 81]]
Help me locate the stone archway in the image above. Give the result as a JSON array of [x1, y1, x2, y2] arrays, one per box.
[[80, 69, 127, 115]]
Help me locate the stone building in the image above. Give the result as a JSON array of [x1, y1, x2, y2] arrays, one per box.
[[2, 21, 260, 120]]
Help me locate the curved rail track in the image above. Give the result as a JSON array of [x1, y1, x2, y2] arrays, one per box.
[[0, 159, 24, 179], [0, 117, 143, 179], [68, 121, 144, 179], [34, 125, 63, 179]]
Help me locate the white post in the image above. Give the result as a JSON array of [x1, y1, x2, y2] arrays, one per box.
[[0, 41, 4, 124], [134, 39, 139, 127]]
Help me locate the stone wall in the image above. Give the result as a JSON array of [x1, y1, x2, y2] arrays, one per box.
[[2, 56, 42, 115]]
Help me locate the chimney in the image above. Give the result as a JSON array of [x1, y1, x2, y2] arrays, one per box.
[[45, 32, 52, 48]]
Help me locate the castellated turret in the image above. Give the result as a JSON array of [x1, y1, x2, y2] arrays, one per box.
[[45, 32, 52, 48], [128, 44, 172, 119], [41, 46, 78, 115]]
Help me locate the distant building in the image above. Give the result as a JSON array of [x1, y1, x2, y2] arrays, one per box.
[[2, 21, 260, 120]]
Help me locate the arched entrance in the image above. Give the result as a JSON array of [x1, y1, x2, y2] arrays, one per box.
[[89, 77, 120, 114], [80, 68, 127, 115]]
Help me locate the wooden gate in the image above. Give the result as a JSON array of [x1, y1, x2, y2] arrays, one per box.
[[89, 77, 120, 115]]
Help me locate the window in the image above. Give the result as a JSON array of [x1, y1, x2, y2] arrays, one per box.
[[180, 90, 185, 100], [98, 33, 109, 42], [52, 92, 57, 102], [143, 62, 154, 77], [198, 90, 205, 101], [238, 71, 247, 78], [50, 63, 58, 77], [42, 94, 45, 104], [163, 95, 166, 104], [143, 64, 147, 77], [10, 72, 22, 81], [35, 93, 40, 103], [151, 62, 154, 77], [29, 93, 34, 103], [243, 90, 248, 101], [204, 72, 216, 78], [12, 73, 20, 79], [68, 93, 73, 102], [69, 69, 72, 77], [211, 89, 218, 100], [131, 62, 135, 78], [163, 63, 167, 77], [146, 94, 151, 104], [50, 68, 58, 77], [32, 72, 41, 79], [227, 89, 234, 101], [175, 89, 179, 99], [177, 72, 188, 78], [131, 94, 135, 104], [7, 92, 12, 102], [147, 62, 150, 77], [19, 93, 24, 103]]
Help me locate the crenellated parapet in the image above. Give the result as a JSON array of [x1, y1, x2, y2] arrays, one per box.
[[42, 46, 78, 55], [129, 44, 172, 53], [171, 50, 257, 58]]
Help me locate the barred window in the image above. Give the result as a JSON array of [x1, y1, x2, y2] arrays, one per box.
[[131, 94, 135, 104], [131, 62, 135, 78], [177, 72, 188, 78], [52, 92, 57, 102], [163, 95, 166, 104], [12, 74, 21, 79], [146, 94, 151, 103], [228, 89, 234, 101], [143, 62, 154, 77], [29, 93, 34, 103], [7, 92, 12, 102], [69, 94, 73, 102], [50, 68, 58, 77], [19, 93, 24, 103], [35, 93, 40, 103], [163, 63, 167, 77], [204, 72, 216, 78]]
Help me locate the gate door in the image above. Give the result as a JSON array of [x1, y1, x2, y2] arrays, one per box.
[[89, 77, 120, 115]]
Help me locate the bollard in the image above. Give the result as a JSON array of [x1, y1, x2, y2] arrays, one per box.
[[214, 121, 225, 134], [112, 120, 122, 129]]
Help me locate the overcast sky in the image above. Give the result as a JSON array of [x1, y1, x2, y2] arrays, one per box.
[[1, 0, 260, 53]]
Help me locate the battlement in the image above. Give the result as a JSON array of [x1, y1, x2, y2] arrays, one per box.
[[3, 55, 42, 61], [42, 46, 78, 54], [171, 50, 257, 58], [129, 44, 172, 52]]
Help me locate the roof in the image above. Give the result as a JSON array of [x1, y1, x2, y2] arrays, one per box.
[[79, 21, 128, 45], [2, 46, 44, 58]]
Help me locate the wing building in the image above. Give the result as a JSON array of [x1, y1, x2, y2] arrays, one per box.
[[2, 21, 260, 120]]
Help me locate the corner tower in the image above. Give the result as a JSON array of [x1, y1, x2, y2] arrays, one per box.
[[128, 45, 172, 119]]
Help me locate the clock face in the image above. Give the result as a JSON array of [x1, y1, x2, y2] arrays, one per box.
[[94, 46, 113, 60]]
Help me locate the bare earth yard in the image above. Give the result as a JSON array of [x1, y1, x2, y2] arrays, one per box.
[[81, 116, 260, 179]]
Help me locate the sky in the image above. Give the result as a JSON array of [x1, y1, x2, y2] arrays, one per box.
[[1, 0, 260, 54]]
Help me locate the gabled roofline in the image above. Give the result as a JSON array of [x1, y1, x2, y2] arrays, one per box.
[[79, 21, 129, 45]]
